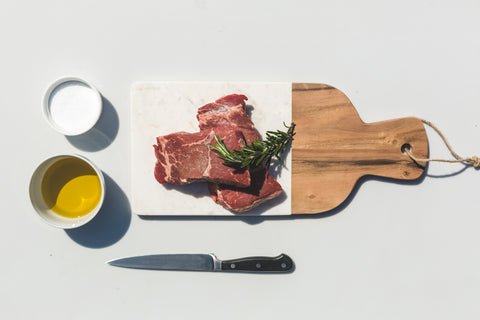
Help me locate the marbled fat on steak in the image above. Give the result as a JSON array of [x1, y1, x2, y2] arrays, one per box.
[[154, 127, 250, 187], [197, 94, 259, 144], [197, 94, 284, 212]]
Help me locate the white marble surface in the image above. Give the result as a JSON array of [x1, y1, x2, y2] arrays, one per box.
[[131, 82, 291, 216], [2, 1, 480, 320]]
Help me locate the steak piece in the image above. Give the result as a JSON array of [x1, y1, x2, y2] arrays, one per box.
[[208, 166, 283, 212], [154, 127, 250, 187], [197, 94, 259, 144], [197, 94, 284, 212]]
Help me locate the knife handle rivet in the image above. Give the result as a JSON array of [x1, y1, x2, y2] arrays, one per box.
[[230, 263, 236, 269], [281, 263, 287, 268], [256, 263, 261, 268]]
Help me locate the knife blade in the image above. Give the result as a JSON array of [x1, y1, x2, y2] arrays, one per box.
[[107, 253, 293, 273]]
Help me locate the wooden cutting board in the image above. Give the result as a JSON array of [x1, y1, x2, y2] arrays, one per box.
[[131, 82, 428, 216], [291, 83, 428, 214]]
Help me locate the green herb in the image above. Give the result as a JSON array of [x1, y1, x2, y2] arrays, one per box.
[[209, 122, 296, 168]]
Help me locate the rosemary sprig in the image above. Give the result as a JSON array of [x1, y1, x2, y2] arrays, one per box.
[[209, 122, 296, 168]]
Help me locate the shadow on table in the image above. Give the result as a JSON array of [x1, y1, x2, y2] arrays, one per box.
[[66, 96, 119, 152], [66, 173, 131, 248]]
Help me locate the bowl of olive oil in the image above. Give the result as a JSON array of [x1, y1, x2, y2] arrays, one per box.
[[29, 154, 105, 229]]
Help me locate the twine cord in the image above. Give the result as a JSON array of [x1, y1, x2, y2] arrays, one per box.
[[405, 119, 480, 168]]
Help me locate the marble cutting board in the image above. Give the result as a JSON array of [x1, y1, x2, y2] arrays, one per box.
[[131, 82, 292, 216]]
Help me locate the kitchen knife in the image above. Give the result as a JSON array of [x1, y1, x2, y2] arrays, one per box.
[[107, 253, 293, 273]]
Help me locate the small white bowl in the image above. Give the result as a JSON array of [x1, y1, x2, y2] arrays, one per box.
[[43, 77, 103, 136], [29, 154, 105, 229]]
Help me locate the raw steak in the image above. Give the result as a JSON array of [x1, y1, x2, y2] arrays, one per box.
[[154, 127, 250, 187], [197, 94, 259, 144], [208, 166, 283, 212], [197, 94, 284, 212]]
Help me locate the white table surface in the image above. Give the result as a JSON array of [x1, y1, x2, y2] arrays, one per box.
[[2, 1, 480, 319]]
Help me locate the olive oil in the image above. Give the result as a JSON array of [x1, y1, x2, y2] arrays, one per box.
[[41, 157, 101, 218]]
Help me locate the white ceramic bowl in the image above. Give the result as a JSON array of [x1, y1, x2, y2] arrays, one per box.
[[43, 77, 103, 136], [29, 154, 105, 229]]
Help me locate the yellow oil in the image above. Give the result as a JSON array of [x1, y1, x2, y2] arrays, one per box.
[[41, 157, 101, 218]]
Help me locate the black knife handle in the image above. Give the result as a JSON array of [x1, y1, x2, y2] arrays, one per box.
[[220, 254, 293, 272]]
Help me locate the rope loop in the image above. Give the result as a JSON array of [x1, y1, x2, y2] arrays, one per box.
[[406, 119, 479, 168]]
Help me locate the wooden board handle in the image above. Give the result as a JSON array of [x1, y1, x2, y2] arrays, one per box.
[[291, 83, 428, 214]]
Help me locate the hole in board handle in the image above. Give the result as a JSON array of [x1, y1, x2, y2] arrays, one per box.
[[401, 143, 412, 155]]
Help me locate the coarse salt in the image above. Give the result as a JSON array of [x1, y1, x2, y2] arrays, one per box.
[[49, 81, 100, 134]]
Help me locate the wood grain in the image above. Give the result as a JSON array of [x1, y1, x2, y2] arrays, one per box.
[[291, 83, 429, 214]]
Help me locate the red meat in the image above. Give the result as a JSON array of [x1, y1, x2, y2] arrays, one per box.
[[197, 94, 283, 212], [154, 127, 250, 188]]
